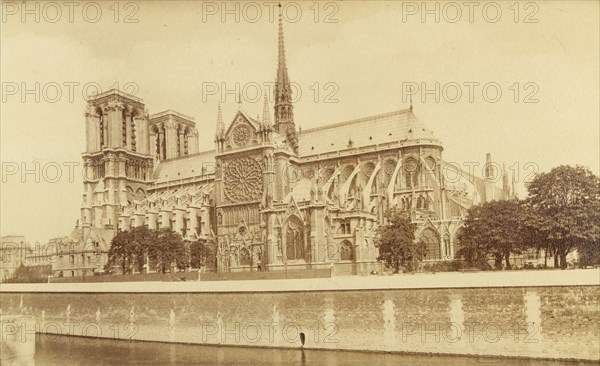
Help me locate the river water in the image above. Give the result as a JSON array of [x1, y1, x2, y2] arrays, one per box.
[[24, 334, 585, 366]]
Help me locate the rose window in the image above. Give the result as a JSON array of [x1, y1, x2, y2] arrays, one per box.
[[232, 125, 251, 147], [224, 157, 263, 202]]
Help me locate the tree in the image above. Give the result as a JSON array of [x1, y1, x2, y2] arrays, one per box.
[[375, 209, 425, 273], [456, 200, 527, 269], [190, 239, 217, 270], [105, 230, 134, 274], [129, 225, 156, 273], [524, 165, 600, 269], [4, 263, 47, 283], [148, 228, 188, 273]]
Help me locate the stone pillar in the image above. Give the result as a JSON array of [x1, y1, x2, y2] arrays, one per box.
[[174, 208, 185, 236], [178, 131, 185, 157], [136, 117, 148, 154], [134, 213, 145, 227], [119, 215, 130, 231], [189, 131, 199, 154], [85, 111, 95, 153], [159, 210, 172, 229], [188, 207, 199, 236], [165, 119, 178, 159], [149, 131, 157, 160], [108, 104, 123, 148], [159, 129, 165, 160], [147, 212, 158, 230]]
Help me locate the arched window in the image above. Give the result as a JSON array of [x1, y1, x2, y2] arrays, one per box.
[[131, 109, 138, 152], [420, 228, 441, 260], [155, 130, 161, 159], [97, 107, 107, 148], [340, 240, 353, 261], [184, 128, 189, 155], [443, 235, 451, 257], [285, 216, 305, 261], [122, 109, 128, 147], [240, 248, 251, 266]]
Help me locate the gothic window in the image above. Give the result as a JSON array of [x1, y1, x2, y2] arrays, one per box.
[[162, 126, 167, 159], [443, 235, 451, 257], [420, 228, 441, 260], [340, 221, 350, 234], [360, 163, 375, 187], [240, 248, 251, 266], [285, 216, 305, 261], [177, 127, 182, 157], [233, 125, 251, 147], [122, 111, 128, 147], [184, 130, 189, 155], [155, 131, 161, 159], [340, 240, 353, 261], [131, 116, 136, 152], [404, 158, 419, 188], [196, 215, 202, 235], [223, 157, 263, 202], [99, 114, 105, 147], [182, 218, 188, 237], [135, 188, 145, 201], [217, 212, 223, 225], [383, 159, 396, 186]]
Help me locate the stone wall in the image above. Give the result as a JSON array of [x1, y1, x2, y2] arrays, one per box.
[[1, 284, 598, 361]]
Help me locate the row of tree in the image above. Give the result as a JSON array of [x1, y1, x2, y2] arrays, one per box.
[[376, 165, 600, 272], [105, 226, 216, 274]]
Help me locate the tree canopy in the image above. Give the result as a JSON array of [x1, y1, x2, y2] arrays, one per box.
[[375, 209, 425, 272], [457, 200, 526, 269], [105, 227, 191, 274], [457, 165, 600, 270], [524, 165, 600, 268]]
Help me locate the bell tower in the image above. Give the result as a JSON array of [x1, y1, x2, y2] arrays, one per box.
[[80, 89, 154, 236]]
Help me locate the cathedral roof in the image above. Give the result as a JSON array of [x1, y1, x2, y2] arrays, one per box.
[[153, 150, 215, 184], [297, 108, 440, 157]]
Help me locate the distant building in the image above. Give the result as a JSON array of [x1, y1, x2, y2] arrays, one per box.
[[45, 233, 110, 278], [65, 14, 515, 276], [0, 236, 29, 281]]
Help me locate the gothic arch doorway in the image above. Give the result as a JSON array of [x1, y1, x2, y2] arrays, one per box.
[[284, 216, 305, 261], [420, 228, 441, 260], [340, 240, 354, 261]]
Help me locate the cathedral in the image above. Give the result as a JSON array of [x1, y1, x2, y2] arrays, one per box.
[[73, 14, 513, 276]]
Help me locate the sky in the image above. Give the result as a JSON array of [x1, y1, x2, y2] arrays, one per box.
[[1, 0, 599, 244]]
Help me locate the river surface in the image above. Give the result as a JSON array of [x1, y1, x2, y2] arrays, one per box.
[[24, 334, 588, 366]]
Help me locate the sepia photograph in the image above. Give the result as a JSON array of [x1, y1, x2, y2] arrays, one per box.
[[1, 1, 599, 365]]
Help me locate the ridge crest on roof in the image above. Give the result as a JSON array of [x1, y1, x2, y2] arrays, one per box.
[[300, 108, 413, 134]]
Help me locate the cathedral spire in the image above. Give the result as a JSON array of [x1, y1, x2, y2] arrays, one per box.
[[215, 102, 224, 139], [274, 2, 298, 152], [262, 91, 271, 128]]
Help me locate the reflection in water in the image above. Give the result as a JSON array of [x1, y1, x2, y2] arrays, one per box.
[[29, 334, 583, 366]]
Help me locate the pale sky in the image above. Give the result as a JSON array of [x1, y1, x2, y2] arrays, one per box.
[[1, 1, 599, 244]]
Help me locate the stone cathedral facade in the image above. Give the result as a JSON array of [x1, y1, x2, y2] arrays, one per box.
[[71, 16, 513, 276]]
